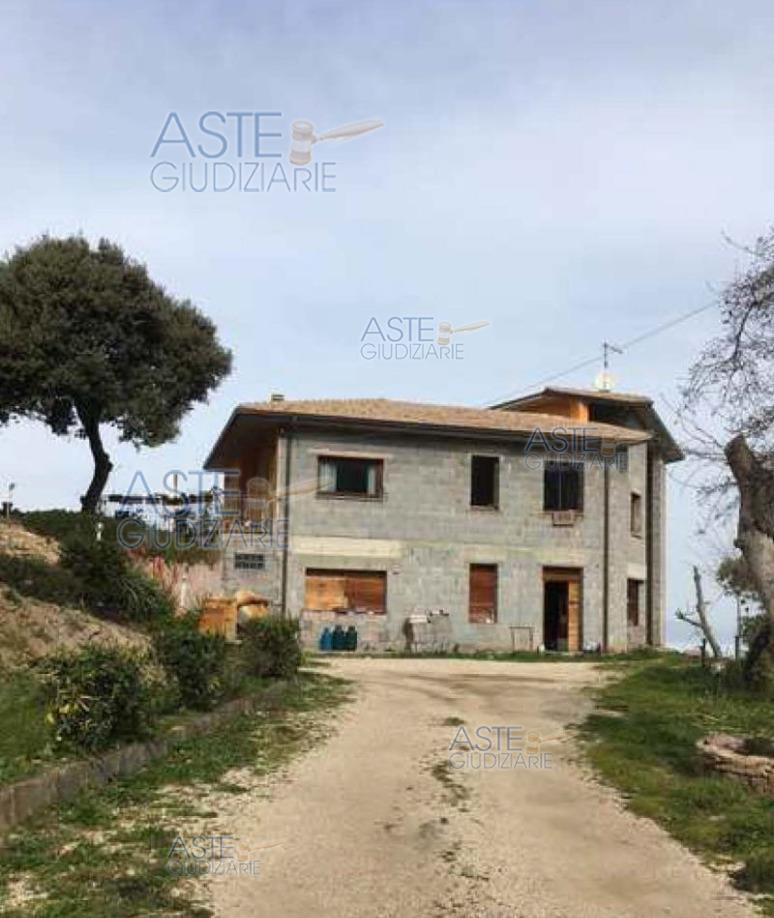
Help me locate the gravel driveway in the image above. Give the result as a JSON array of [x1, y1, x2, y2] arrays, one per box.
[[206, 658, 755, 918]]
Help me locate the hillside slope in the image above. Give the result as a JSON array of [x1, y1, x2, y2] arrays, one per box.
[[0, 519, 148, 668]]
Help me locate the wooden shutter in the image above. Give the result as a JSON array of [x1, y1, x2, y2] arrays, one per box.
[[305, 572, 347, 611], [345, 572, 386, 612], [469, 564, 497, 622], [304, 570, 386, 614]]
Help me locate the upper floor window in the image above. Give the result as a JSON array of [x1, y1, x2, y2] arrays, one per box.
[[630, 492, 643, 536], [470, 455, 499, 508], [318, 456, 383, 499], [544, 462, 583, 512]]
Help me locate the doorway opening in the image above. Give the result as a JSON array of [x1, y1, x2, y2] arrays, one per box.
[[543, 567, 582, 652]]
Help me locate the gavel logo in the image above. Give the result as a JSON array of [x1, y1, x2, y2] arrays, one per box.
[[288, 118, 384, 165], [436, 320, 489, 346]]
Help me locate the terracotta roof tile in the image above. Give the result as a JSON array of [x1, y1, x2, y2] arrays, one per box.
[[237, 398, 649, 444], [500, 386, 653, 407]]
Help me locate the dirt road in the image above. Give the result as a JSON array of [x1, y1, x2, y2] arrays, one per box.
[[206, 658, 754, 917]]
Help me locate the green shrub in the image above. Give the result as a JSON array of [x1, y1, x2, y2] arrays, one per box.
[[0, 553, 80, 606], [60, 537, 174, 622], [21, 510, 118, 545], [240, 616, 303, 679], [39, 646, 155, 751], [153, 619, 227, 710], [21, 509, 219, 567]]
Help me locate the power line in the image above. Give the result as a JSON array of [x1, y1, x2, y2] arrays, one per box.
[[617, 301, 715, 349], [484, 299, 716, 406]]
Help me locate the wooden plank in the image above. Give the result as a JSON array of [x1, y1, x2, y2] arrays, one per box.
[[304, 570, 386, 614], [346, 573, 386, 612], [469, 564, 497, 623], [567, 579, 581, 651], [542, 567, 581, 583]]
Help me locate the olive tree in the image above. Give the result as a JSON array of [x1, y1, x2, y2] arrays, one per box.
[[683, 229, 774, 680], [0, 236, 232, 512]]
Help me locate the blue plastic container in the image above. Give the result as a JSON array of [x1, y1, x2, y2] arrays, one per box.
[[319, 626, 333, 652], [332, 624, 346, 651], [345, 626, 358, 652]]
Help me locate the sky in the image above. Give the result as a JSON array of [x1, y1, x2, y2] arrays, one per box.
[[1, 0, 773, 648]]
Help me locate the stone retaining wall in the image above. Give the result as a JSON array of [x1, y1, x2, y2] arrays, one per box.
[[697, 733, 774, 796], [0, 681, 287, 839]]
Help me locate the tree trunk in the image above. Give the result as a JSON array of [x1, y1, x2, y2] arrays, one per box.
[[725, 434, 774, 665], [79, 412, 113, 514], [692, 566, 722, 658]]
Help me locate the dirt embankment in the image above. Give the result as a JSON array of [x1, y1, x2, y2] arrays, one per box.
[[0, 520, 148, 668]]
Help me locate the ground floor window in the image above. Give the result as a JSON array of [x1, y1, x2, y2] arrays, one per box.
[[469, 563, 498, 623], [627, 579, 643, 626], [234, 552, 266, 571], [304, 569, 386, 614]]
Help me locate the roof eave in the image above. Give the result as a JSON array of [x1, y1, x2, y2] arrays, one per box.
[[221, 404, 649, 448]]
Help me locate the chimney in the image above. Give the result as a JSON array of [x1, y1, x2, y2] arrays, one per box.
[[270, 392, 285, 403]]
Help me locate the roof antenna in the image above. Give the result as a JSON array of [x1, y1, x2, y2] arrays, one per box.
[[594, 341, 622, 391]]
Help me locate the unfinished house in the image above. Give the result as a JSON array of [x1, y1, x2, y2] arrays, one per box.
[[203, 388, 682, 652]]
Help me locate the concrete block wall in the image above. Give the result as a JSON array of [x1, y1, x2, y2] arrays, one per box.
[[221, 428, 656, 652]]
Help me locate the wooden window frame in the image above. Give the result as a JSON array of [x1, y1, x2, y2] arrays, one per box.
[[317, 456, 384, 501]]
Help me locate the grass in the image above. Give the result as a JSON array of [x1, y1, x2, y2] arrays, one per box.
[[0, 671, 353, 917], [429, 759, 470, 809], [0, 671, 56, 784], [0, 554, 80, 607], [0, 658, 319, 788], [581, 655, 774, 914]]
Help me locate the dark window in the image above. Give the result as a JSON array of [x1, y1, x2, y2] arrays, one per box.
[[627, 579, 642, 626], [471, 455, 499, 508], [544, 462, 583, 511], [304, 569, 386, 614], [630, 493, 643, 536], [318, 457, 383, 498], [469, 564, 498, 623], [234, 552, 266, 571]]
